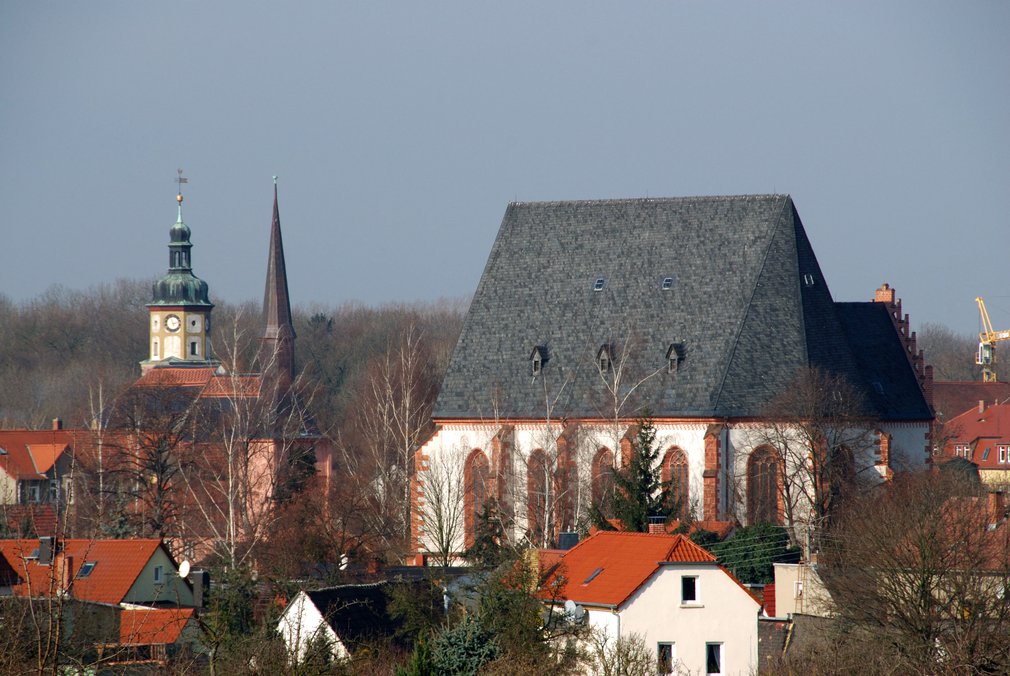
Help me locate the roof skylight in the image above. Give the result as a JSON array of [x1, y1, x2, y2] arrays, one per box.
[[583, 567, 604, 585], [78, 561, 97, 578], [593, 278, 606, 292], [662, 277, 674, 290]]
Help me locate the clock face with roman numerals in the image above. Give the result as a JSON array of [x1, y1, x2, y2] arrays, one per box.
[[166, 315, 181, 332]]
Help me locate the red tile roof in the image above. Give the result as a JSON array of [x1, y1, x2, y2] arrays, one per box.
[[201, 374, 262, 398], [0, 430, 76, 480], [119, 607, 195, 646], [540, 531, 717, 607], [933, 381, 1010, 420], [1, 505, 58, 537], [763, 583, 776, 617], [940, 402, 1010, 469], [0, 539, 166, 605], [134, 367, 217, 388]]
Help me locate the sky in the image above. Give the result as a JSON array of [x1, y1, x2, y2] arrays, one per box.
[[2, 2, 1008, 333]]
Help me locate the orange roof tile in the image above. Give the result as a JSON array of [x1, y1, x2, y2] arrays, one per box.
[[201, 374, 262, 398], [540, 531, 717, 607], [941, 402, 1010, 468], [0, 539, 165, 605], [134, 367, 217, 388], [119, 607, 195, 646], [0, 430, 78, 480]]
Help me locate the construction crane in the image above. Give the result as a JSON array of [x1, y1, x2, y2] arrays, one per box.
[[975, 296, 1010, 382]]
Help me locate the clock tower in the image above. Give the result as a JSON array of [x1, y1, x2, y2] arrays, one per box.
[[141, 188, 217, 373]]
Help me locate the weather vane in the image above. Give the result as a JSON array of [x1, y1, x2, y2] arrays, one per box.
[[176, 168, 188, 204]]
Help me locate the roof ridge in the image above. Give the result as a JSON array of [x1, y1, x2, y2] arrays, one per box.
[[712, 197, 792, 411], [508, 194, 790, 208]]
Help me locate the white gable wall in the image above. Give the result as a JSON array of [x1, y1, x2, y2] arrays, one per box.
[[619, 564, 760, 676], [276, 591, 346, 664]]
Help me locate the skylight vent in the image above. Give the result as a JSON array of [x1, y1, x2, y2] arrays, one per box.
[[583, 567, 604, 585], [803, 273, 815, 287], [661, 277, 674, 291], [593, 278, 606, 292], [78, 561, 97, 578]]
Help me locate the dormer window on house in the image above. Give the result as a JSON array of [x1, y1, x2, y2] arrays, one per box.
[[666, 343, 685, 374], [529, 346, 547, 376], [597, 344, 613, 373], [593, 278, 606, 292]]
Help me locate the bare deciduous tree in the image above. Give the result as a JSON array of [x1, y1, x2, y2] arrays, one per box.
[[819, 470, 1010, 674]]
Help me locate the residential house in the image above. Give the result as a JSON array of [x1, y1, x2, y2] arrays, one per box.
[[0, 425, 76, 507], [277, 582, 419, 663], [539, 530, 761, 675], [0, 537, 195, 606], [939, 401, 1010, 487], [109, 606, 202, 667], [412, 196, 933, 557]]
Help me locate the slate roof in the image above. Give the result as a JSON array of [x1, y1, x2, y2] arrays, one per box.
[[435, 195, 930, 421], [303, 582, 415, 651]]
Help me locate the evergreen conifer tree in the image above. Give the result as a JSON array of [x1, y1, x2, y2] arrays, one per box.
[[591, 414, 680, 532]]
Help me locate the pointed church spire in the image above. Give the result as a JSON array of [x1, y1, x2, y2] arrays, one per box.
[[260, 177, 296, 387]]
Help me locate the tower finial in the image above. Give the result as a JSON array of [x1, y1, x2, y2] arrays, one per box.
[[175, 169, 188, 221], [273, 174, 278, 186]]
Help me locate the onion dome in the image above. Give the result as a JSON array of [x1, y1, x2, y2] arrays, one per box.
[[147, 193, 213, 308]]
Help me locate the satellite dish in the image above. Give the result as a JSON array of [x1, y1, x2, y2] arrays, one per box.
[[178, 560, 191, 579], [564, 599, 585, 621]]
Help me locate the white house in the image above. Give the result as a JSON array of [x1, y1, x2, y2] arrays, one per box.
[[277, 583, 403, 664], [541, 530, 761, 675]]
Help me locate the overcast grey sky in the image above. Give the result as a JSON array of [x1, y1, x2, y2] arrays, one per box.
[[2, 2, 1007, 332]]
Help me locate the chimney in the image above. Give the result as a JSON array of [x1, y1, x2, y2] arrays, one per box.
[[414, 553, 427, 567], [55, 553, 73, 594], [648, 516, 667, 534], [51, 418, 62, 431], [987, 492, 1006, 524], [874, 283, 896, 304], [980, 400, 986, 414], [38, 537, 54, 566]]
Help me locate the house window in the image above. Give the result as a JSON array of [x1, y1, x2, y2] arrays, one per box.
[[464, 449, 490, 549], [706, 643, 722, 675], [681, 576, 698, 604], [190, 340, 199, 357], [78, 562, 97, 578], [657, 642, 675, 674], [1001, 446, 1009, 464], [527, 450, 550, 545], [532, 355, 541, 376], [26, 484, 41, 504], [662, 447, 690, 518], [153, 565, 163, 584], [597, 345, 613, 374], [152, 338, 159, 358]]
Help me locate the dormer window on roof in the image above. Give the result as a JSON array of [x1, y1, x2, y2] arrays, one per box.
[[593, 278, 606, 292], [597, 344, 613, 374], [666, 342, 686, 374], [529, 346, 547, 376]]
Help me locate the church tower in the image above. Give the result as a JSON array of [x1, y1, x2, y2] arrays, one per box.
[[257, 178, 296, 392], [141, 187, 216, 374]]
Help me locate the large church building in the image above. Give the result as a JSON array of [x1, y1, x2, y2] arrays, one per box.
[[411, 195, 933, 556]]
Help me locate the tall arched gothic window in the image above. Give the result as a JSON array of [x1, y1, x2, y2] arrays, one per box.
[[661, 447, 690, 517], [464, 449, 490, 548], [591, 447, 615, 519], [554, 446, 577, 535], [527, 450, 550, 546], [748, 446, 781, 525]]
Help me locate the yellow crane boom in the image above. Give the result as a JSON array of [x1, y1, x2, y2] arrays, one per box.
[[975, 297, 1010, 382]]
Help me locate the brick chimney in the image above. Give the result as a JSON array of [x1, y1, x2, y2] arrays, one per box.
[[874, 283, 896, 304], [51, 418, 62, 431]]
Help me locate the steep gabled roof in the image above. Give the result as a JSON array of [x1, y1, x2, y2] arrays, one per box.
[[933, 381, 1010, 421], [942, 402, 1010, 469], [0, 539, 167, 605], [0, 431, 75, 480], [435, 195, 929, 421], [303, 582, 411, 651], [540, 531, 717, 607]]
